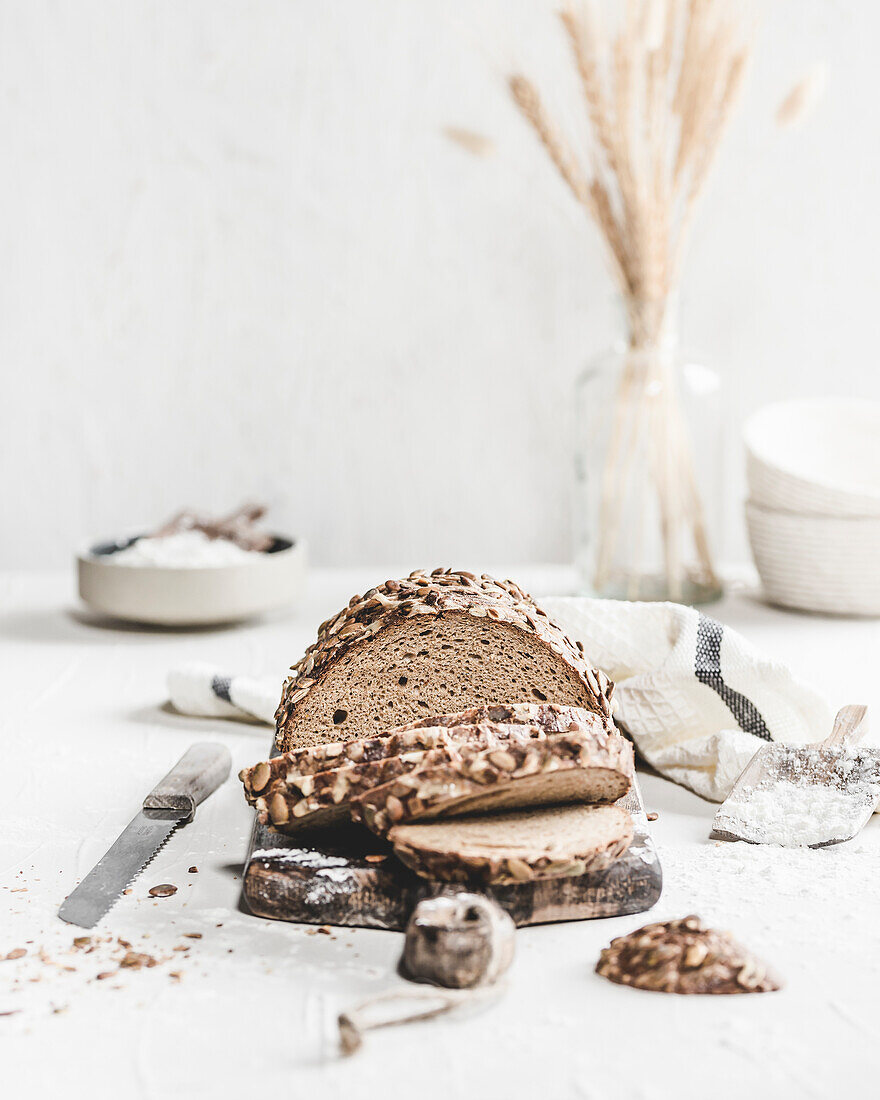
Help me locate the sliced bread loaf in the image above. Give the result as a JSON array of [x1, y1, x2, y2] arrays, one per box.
[[352, 731, 634, 835], [389, 803, 634, 885], [241, 704, 613, 801], [246, 720, 583, 833], [275, 569, 613, 752]]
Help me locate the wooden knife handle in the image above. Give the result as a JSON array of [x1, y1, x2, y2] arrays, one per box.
[[143, 742, 232, 819], [822, 705, 869, 750]]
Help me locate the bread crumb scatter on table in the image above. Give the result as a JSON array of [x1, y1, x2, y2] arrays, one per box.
[[148, 884, 178, 898], [119, 952, 157, 970]]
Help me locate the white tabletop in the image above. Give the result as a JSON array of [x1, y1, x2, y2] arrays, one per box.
[[2, 567, 879, 1100]]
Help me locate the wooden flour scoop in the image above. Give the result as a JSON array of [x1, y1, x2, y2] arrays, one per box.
[[711, 705, 880, 848]]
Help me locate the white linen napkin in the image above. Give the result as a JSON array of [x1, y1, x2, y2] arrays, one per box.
[[542, 599, 831, 801], [167, 599, 832, 802]]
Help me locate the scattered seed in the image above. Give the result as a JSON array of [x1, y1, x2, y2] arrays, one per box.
[[317, 926, 332, 935], [3, 949, 26, 961], [188, 867, 198, 874], [96, 971, 115, 981], [123, 889, 132, 895], [120, 951, 156, 970], [183, 933, 202, 940], [647, 812, 659, 822], [364, 854, 387, 864], [149, 884, 177, 898], [72, 937, 91, 949]]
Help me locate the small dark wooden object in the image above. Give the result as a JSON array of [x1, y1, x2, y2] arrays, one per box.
[[402, 893, 515, 988], [242, 772, 661, 929]]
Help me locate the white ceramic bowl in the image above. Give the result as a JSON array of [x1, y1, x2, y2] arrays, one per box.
[[746, 501, 880, 616], [77, 533, 307, 626], [744, 398, 880, 517]]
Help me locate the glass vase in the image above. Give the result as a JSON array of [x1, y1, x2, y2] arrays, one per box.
[[574, 296, 724, 604]]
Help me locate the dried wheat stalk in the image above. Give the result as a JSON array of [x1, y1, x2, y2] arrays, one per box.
[[510, 0, 752, 598]]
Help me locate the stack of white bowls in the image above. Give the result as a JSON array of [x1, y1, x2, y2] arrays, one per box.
[[744, 398, 880, 616]]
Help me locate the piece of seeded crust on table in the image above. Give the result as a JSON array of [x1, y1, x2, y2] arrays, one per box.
[[352, 731, 634, 836], [596, 916, 782, 994], [274, 569, 613, 752], [240, 704, 615, 801], [247, 718, 611, 833], [389, 803, 634, 885]]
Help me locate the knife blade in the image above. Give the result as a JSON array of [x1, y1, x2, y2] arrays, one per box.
[[59, 742, 231, 929]]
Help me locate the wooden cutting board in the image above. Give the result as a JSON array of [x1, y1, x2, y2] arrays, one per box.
[[242, 773, 661, 929]]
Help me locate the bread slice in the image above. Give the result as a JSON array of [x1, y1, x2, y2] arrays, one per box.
[[393, 702, 605, 737], [275, 569, 613, 752], [241, 703, 611, 801], [240, 726, 463, 802], [245, 720, 588, 833], [253, 752, 426, 832], [389, 803, 634, 885], [352, 732, 634, 836]]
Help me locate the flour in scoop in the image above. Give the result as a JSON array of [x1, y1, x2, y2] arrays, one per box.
[[716, 778, 876, 847], [104, 530, 256, 567]]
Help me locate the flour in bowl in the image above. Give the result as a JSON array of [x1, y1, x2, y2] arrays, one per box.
[[103, 530, 256, 567], [715, 777, 879, 847]]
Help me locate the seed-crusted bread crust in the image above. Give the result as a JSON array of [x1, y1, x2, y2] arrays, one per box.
[[389, 803, 634, 885], [247, 721, 593, 833], [352, 731, 634, 836], [253, 753, 424, 833], [241, 704, 613, 801], [274, 569, 613, 752], [240, 727, 467, 802], [596, 916, 783, 994]]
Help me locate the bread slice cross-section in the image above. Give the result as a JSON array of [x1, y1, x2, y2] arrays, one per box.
[[389, 803, 634, 885], [352, 731, 634, 835], [274, 569, 613, 752]]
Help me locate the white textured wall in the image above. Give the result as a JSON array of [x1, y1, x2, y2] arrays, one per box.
[[3, 1, 879, 569]]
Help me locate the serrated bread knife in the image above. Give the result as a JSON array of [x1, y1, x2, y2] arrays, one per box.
[[59, 742, 232, 928]]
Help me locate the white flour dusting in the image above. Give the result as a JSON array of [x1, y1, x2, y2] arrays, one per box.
[[253, 848, 351, 868], [102, 530, 256, 567], [715, 778, 878, 847]]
